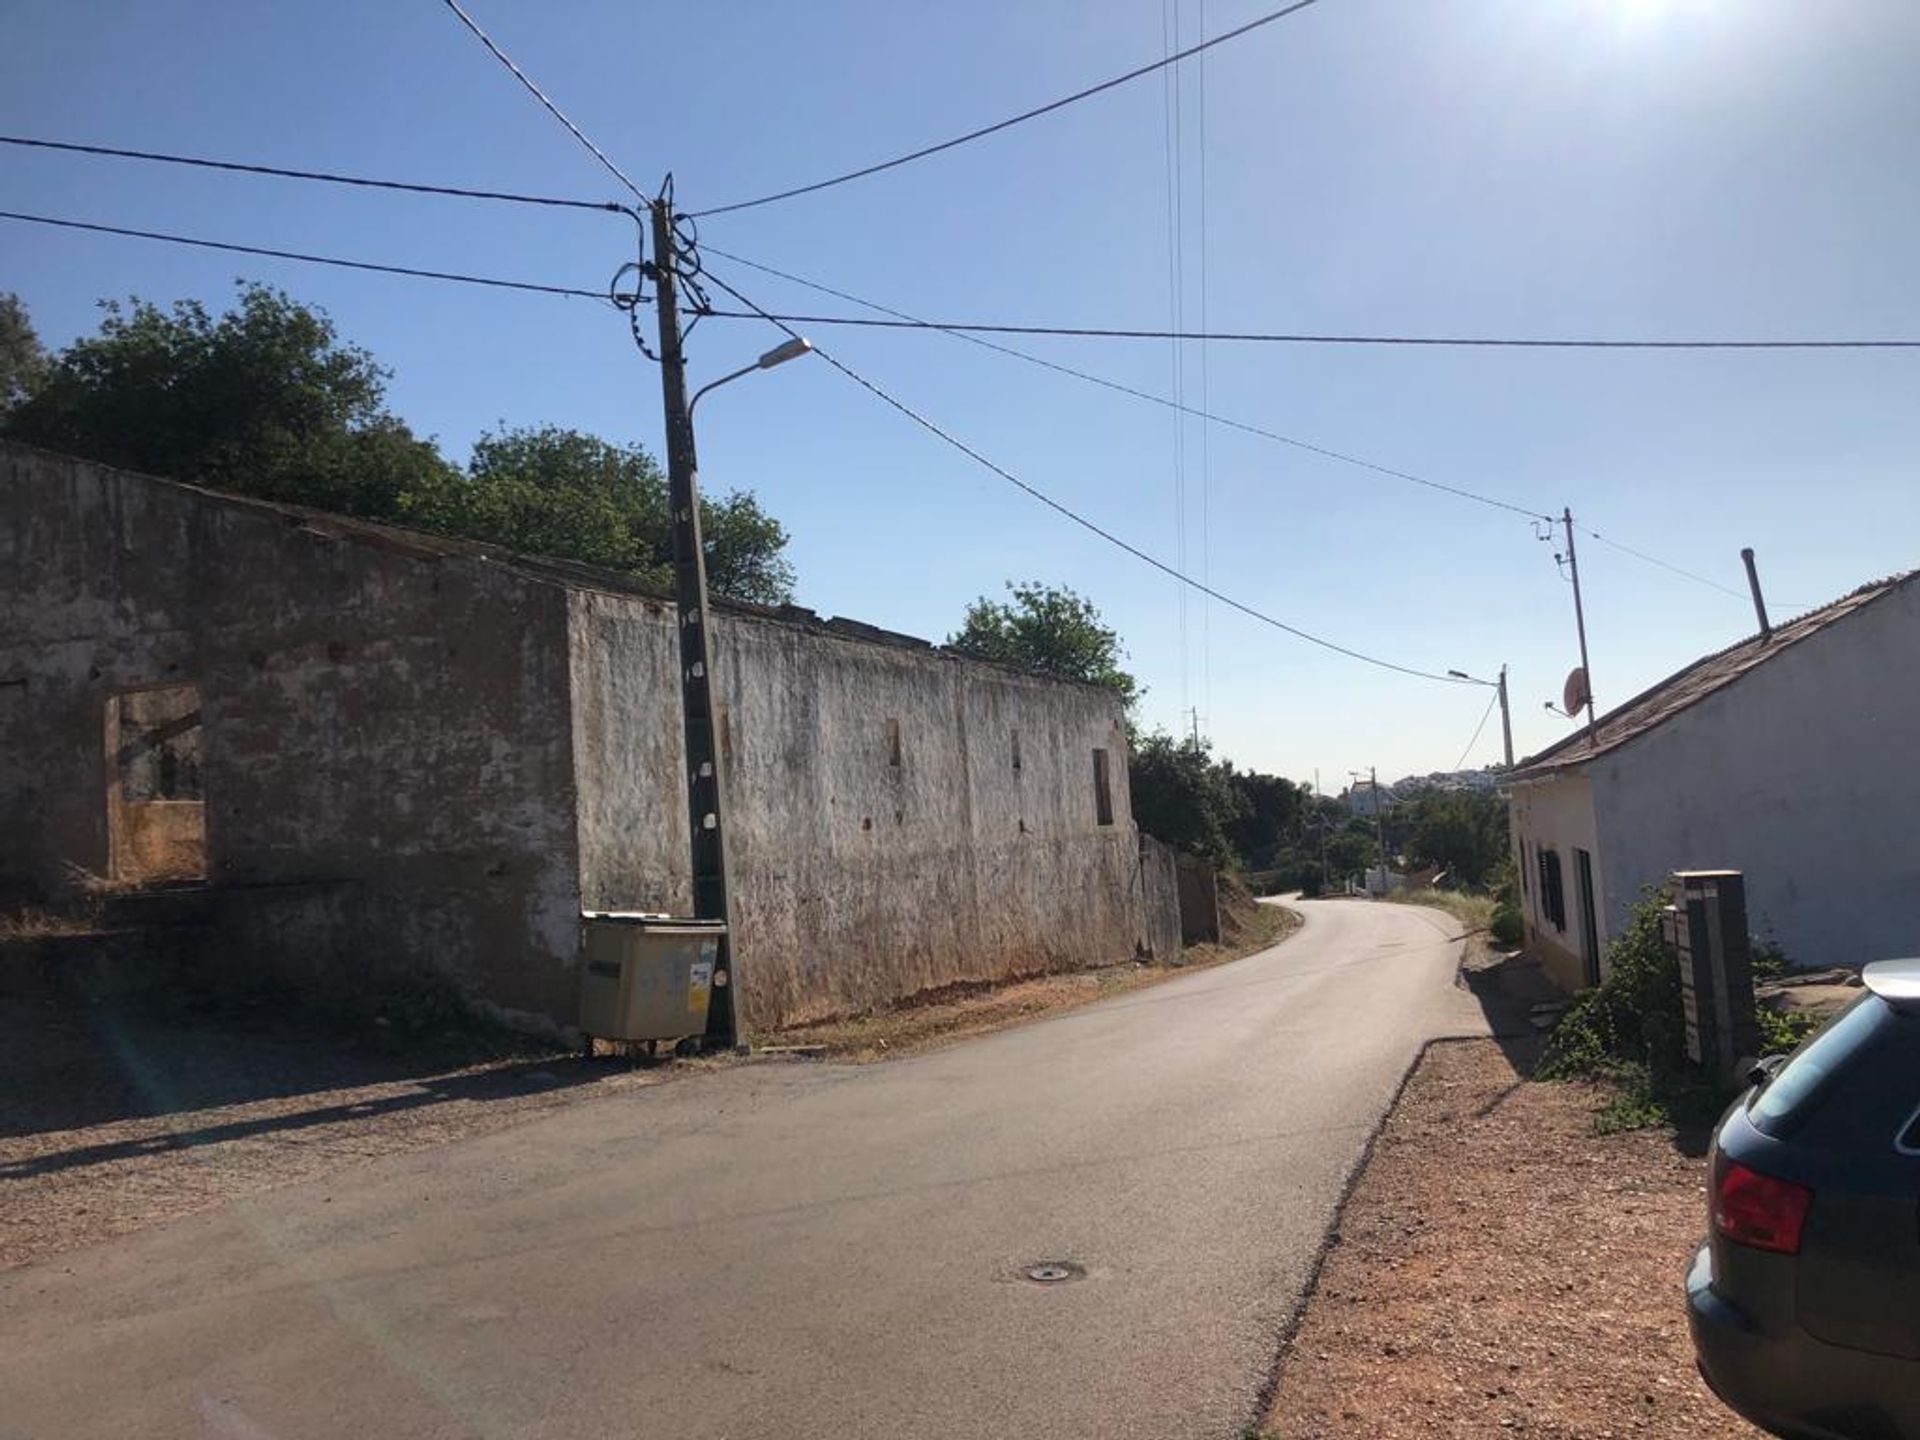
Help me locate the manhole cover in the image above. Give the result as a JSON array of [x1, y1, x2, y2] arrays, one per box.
[[1024, 1261, 1085, 1284]]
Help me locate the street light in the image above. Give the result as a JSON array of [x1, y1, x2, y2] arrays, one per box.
[[1449, 664, 1514, 770], [689, 337, 814, 417]]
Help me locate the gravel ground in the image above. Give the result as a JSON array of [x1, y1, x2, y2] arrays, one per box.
[[1261, 1037, 1762, 1440], [0, 991, 681, 1270]]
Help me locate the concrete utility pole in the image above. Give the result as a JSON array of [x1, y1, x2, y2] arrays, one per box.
[[1497, 664, 1514, 770], [1370, 764, 1387, 889], [650, 198, 739, 1050], [1447, 665, 1515, 770], [1561, 507, 1598, 747]]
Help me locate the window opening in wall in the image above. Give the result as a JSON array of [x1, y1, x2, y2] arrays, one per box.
[[885, 717, 902, 768], [107, 683, 207, 884], [1538, 847, 1567, 933], [1011, 729, 1022, 772], [1092, 747, 1114, 827]]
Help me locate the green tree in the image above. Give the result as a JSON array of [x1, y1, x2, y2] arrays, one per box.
[[1128, 733, 1246, 868], [947, 582, 1139, 705], [6, 283, 457, 517], [413, 424, 796, 605], [1402, 788, 1510, 888], [0, 292, 46, 415], [1223, 767, 1309, 871]]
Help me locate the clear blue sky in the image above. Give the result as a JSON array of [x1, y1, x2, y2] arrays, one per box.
[[5, 0, 1917, 786]]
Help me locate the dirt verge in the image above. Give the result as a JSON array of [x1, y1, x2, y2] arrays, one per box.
[[754, 889, 1301, 1061], [1260, 1037, 1761, 1439]]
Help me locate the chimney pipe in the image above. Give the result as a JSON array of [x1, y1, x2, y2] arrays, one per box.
[[1741, 547, 1773, 642]]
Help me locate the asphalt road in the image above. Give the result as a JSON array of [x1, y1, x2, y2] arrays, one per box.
[[0, 898, 1488, 1440]]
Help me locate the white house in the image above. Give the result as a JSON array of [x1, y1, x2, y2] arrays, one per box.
[[1507, 570, 1920, 993]]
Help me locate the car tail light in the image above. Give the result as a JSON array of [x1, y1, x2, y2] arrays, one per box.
[[1714, 1160, 1813, 1255]]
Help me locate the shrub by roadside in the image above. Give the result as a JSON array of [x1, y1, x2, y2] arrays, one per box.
[[1537, 890, 1818, 1133]]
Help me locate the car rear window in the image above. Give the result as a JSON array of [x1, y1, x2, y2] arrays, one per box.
[[1749, 993, 1892, 1138]]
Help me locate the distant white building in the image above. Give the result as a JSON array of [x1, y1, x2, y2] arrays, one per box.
[[1507, 570, 1920, 993]]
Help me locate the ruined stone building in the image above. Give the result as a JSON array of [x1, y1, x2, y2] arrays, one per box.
[[1, 443, 1179, 1031]]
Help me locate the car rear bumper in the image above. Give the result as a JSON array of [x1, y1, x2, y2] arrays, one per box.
[[1688, 1243, 1920, 1440]]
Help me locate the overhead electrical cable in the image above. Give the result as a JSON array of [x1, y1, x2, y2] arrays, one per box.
[[0, 210, 609, 301], [1450, 688, 1502, 773], [1163, 0, 1191, 733], [702, 245, 1549, 521], [0, 134, 625, 213], [439, 0, 651, 205], [696, 260, 1477, 687], [690, 307, 1920, 350], [1196, 0, 1214, 737], [689, 0, 1328, 217]]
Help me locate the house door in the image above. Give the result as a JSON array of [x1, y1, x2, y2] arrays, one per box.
[[1574, 847, 1600, 986]]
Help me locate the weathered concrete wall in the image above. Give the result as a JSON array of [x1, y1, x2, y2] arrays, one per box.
[[0, 445, 584, 1024], [1587, 580, 1920, 972], [1138, 835, 1182, 963], [568, 593, 1156, 1028], [1175, 853, 1222, 944]]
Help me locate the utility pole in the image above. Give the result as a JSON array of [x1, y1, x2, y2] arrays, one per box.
[[1314, 769, 1328, 892], [1497, 664, 1514, 770], [1187, 707, 1202, 752], [1562, 507, 1598, 748], [1370, 764, 1387, 891], [650, 197, 738, 1049]]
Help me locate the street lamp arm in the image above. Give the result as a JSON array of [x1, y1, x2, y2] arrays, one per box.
[[688, 361, 759, 418]]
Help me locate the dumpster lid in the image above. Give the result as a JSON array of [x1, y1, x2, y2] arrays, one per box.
[[582, 911, 727, 934]]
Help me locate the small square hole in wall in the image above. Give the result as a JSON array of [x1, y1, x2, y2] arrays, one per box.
[[718, 702, 734, 765], [885, 717, 902, 768], [1011, 729, 1022, 771]]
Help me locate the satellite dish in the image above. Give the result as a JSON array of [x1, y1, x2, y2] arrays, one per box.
[[1562, 666, 1591, 716]]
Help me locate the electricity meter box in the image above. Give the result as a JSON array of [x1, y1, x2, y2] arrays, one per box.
[[577, 912, 726, 1042]]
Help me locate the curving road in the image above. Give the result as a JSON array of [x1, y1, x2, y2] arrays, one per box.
[[0, 898, 1488, 1440]]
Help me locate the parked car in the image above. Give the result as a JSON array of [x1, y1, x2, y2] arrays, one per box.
[[1688, 957, 1920, 1440]]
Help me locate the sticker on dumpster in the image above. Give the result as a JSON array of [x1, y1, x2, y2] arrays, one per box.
[[689, 959, 714, 1011]]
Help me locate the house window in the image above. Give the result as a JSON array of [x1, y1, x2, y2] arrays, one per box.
[[1092, 747, 1114, 827], [107, 684, 207, 884], [1010, 729, 1022, 772], [885, 717, 902, 768], [1538, 847, 1567, 932]]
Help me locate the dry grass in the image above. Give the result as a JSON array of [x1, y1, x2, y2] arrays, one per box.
[[1386, 888, 1495, 933], [1261, 1038, 1759, 1440], [755, 892, 1301, 1062]]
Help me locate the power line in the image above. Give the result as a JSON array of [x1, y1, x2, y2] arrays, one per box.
[[439, 0, 650, 205], [1162, 0, 1191, 737], [1582, 528, 1779, 604], [693, 307, 1920, 350], [0, 134, 623, 213], [1450, 688, 1502, 773], [702, 245, 1554, 521], [0, 210, 609, 302], [689, 0, 1328, 218], [697, 260, 1476, 687]]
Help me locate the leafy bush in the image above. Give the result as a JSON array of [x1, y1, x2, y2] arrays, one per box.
[[1538, 888, 1686, 1082], [1489, 904, 1523, 947]]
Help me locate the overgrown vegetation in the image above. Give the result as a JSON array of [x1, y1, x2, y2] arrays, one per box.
[[2, 285, 796, 603], [1540, 889, 1815, 1132]]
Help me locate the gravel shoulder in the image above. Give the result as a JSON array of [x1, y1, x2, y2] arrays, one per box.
[[1260, 1037, 1762, 1440]]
